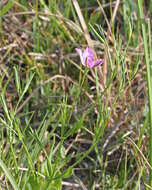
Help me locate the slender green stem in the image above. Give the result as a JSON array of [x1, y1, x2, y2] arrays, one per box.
[[137, 0, 152, 186]]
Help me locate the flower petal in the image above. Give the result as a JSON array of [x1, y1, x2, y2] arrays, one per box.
[[93, 58, 104, 67], [75, 48, 86, 66], [76, 47, 103, 68], [86, 56, 94, 68], [87, 58, 104, 68], [84, 47, 94, 58]]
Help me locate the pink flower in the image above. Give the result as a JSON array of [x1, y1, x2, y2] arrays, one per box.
[[75, 47, 103, 68]]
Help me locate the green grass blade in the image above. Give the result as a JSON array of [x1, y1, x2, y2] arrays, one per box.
[[137, 0, 152, 186], [15, 73, 35, 113], [0, 158, 19, 190], [0, 0, 15, 17], [13, 66, 21, 96]]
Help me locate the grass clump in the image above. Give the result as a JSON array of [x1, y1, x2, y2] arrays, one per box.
[[0, 0, 152, 189]]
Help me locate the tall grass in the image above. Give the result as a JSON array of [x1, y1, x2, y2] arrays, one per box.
[[137, 0, 152, 187], [0, 0, 151, 189]]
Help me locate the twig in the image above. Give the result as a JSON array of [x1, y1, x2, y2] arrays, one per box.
[[111, 0, 120, 24], [72, 0, 94, 50]]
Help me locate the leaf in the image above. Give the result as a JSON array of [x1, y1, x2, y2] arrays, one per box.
[[60, 145, 66, 159], [61, 166, 73, 179], [0, 0, 15, 17], [0, 158, 19, 190]]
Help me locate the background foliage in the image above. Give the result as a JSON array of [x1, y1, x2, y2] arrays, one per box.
[[0, 0, 152, 189]]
